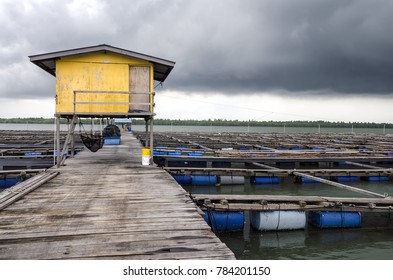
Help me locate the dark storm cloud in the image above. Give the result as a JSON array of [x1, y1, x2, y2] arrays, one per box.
[[1, 0, 393, 100]]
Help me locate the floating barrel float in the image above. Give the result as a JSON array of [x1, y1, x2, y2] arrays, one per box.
[[300, 176, 323, 183], [167, 151, 182, 156], [153, 150, 166, 156], [312, 147, 324, 151], [251, 210, 306, 231], [219, 175, 245, 185], [0, 178, 21, 188], [188, 152, 203, 156], [336, 176, 359, 182], [175, 146, 187, 150], [251, 176, 279, 184], [259, 147, 271, 151], [366, 176, 389, 181], [172, 174, 192, 184], [24, 152, 42, 157], [204, 210, 245, 232], [191, 175, 217, 185], [308, 211, 361, 228]]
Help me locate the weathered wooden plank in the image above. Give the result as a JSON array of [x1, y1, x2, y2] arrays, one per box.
[[192, 194, 327, 203], [0, 235, 231, 260]]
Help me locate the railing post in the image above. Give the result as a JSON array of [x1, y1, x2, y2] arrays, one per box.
[[56, 116, 61, 168], [150, 116, 154, 165], [73, 91, 76, 114]]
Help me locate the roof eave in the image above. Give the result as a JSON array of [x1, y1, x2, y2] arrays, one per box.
[[29, 44, 175, 81]]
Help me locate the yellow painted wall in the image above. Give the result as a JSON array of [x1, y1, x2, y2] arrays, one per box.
[[55, 53, 153, 114]]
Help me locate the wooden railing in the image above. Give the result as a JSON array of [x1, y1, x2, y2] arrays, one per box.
[[73, 90, 155, 115]]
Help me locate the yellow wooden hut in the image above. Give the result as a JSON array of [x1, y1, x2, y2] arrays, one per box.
[[29, 44, 175, 166]]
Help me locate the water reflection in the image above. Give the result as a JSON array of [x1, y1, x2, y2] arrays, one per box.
[[217, 227, 393, 260]]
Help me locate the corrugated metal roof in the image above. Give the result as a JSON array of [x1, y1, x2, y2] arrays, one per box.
[[29, 44, 175, 82]]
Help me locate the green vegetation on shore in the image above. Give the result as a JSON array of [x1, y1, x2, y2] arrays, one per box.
[[131, 119, 393, 128], [0, 117, 392, 128]]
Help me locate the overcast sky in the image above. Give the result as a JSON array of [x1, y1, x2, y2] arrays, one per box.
[[1, 0, 393, 122]]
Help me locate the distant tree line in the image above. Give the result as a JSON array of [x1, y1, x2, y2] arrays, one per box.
[[131, 118, 392, 128], [1, 117, 392, 128]]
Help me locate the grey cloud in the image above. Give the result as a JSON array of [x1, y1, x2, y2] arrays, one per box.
[[1, 0, 393, 100]]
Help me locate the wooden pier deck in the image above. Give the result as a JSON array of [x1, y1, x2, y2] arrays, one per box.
[[0, 134, 235, 260]]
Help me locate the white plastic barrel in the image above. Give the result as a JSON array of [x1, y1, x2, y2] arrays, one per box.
[[141, 148, 150, 165], [251, 210, 306, 231], [219, 175, 245, 185]]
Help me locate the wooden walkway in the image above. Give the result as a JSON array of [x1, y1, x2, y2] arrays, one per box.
[[0, 134, 235, 260]]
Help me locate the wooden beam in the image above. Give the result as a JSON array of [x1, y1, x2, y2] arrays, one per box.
[[293, 171, 387, 198]]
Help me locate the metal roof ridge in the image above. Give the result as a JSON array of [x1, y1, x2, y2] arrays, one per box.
[[29, 44, 175, 66]]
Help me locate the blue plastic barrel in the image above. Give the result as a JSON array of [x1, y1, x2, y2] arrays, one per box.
[[172, 174, 192, 184], [188, 152, 203, 156], [239, 147, 251, 150], [204, 210, 245, 232], [367, 176, 389, 181], [336, 176, 359, 182], [291, 147, 302, 150], [168, 151, 182, 156], [309, 211, 361, 228], [191, 175, 217, 185], [155, 146, 168, 149], [153, 150, 166, 156], [175, 146, 187, 150], [0, 178, 20, 188], [251, 176, 279, 184], [24, 152, 42, 157], [301, 176, 322, 183]]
